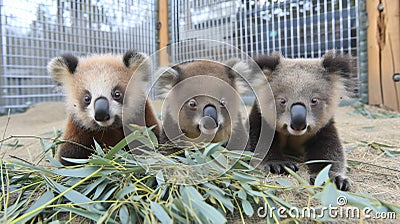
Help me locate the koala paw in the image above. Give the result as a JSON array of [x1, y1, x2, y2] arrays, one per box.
[[264, 161, 298, 175], [332, 175, 350, 191]]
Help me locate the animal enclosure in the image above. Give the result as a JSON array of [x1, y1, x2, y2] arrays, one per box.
[[0, 0, 366, 114]]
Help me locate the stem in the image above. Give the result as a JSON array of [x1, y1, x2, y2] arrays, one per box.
[[10, 167, 102, 224]]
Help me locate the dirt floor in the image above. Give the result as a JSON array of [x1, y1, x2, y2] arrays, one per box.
[[0, 101, 399, 208]]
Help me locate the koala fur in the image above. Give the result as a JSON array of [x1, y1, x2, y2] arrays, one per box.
[[48, 50, 159, 165], [155, 59, 253, 150], [248, 50, 355, 191]]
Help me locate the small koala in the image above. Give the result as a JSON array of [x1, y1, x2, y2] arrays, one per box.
[[248, 50, 355, 191], [155, 59, 253, 150], [48, 50, 159, 165]]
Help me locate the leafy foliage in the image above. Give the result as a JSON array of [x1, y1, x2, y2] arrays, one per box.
[[0, 126, 399, 223]]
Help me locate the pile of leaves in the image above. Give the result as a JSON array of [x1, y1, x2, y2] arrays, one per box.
[[0, 126, 399, 223]]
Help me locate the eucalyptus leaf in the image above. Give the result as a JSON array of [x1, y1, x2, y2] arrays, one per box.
[[116, 185, 137, 199], [241, 199, 254, 216], [119, 205, 130, 224], [53, 166, 100, 177], [276, 178, 293, 187], [24, 191, 54, 215], [150, 201, 172, 224], [93, 139, 105, 156], [47, 179, 92, 207], [319, 183, 339, 206], [314, 164, 332, 186]]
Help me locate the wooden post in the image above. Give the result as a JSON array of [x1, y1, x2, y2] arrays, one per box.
[[367, 0, 382, 105], [367, 0, 400, 111], [158, 0, 170, 66]]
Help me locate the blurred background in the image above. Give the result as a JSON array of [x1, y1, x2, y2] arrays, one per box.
[[0, 0, 398, 114]]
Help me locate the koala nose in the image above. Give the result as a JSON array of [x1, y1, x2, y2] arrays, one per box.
[[290, 103, 307, 131], [94, 97, 110, 121], [202, 105, 218, 130]]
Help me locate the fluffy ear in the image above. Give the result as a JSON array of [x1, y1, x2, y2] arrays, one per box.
[[154, 65, 180, 98], [254, 52, 281, 77], [47, 53, 78, 84], [322, 50, 357, 96], [123, 49, 151, 82], [322, 50, 354, 79], [223, 58, 258, 94]]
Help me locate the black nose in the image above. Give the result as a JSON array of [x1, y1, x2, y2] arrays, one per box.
[[290, 103, 307, 131], [94, 97, 110, 121], [202, 105, 218, 130]]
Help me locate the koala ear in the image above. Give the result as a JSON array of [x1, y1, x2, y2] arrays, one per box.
[[322, 50, 354, 79], [223, 58, 255, 94], [254, 52, 281, 77], [322, 50, 357, 95], [154, 65, 180, 98], [123, 49, 151, 82], [47, 53, 79, 84]]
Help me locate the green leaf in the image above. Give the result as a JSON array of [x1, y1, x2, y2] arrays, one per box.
[[237, 189, 247, 200], [231, 172, 259, 182], [116, 185, 137, 200], [150, 201, 172, 224], [105, 131, 137, 159], [194, 200, 226, 224], [182, 185, 204, 202], [94, 139, 105, 156], [207, 188, 234, 212], [314, 164, 332, 186], [47, 178, 92, 207], [45, 153, 63, 168], [318, 183, 339, 206], [98, 186, 118, 200], [181, 186, 226, 224], [24, 191, 54, 216], [241, 199, 254, 216], [88, 156, 113, 165], [93, 179, 109, 200], [83, 177, 106, 196], [203, 143, 224, 157], [276, 178, 293, 187], [60, 206, 105, 222], [145, 125, 159, 148], [60, 157, 89, 164], [119, 205, 130, 224], [52, 166, 100, 177]]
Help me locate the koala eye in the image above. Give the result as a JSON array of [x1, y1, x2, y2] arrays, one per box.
[[278, 97, 287, 106], [83, 93, 91, 105], [311, 97, 319, 105], [112, 89, 123, 102], [188, 99, 197, 109], [220, 98, 227, 107]]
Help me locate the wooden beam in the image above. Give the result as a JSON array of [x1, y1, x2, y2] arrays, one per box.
[[367, 0, 383, 105], [158, 0, 170, 66], [379, 0, 400, 111]]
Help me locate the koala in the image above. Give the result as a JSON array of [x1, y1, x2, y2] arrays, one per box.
[[248, 50, 355, 191], [155, 59, 253, 150], [48, 50, 160, 165]]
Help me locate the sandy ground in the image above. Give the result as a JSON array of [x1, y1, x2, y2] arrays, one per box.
[[0, 101, 399, 207]]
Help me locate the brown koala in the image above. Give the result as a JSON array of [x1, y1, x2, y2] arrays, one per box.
[[48, 50, 159, 165], [248, 50, 354, 191], [155, 59, 253, 150]]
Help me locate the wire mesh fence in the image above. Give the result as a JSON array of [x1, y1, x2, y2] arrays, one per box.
[[168, 0, 359, 66], [1, 0, 362, 114], [0, 0, 157, 114]]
